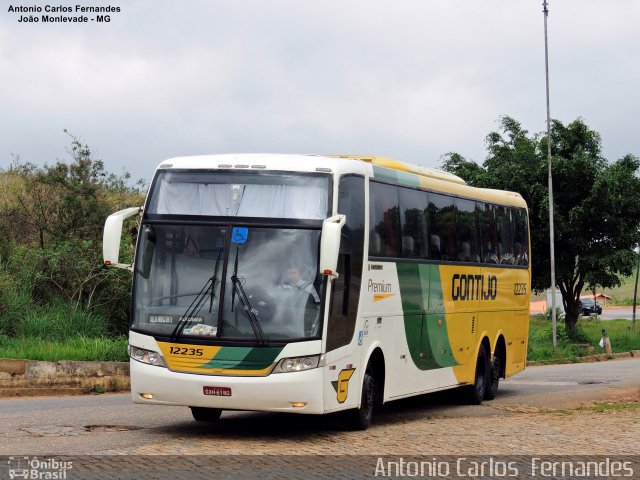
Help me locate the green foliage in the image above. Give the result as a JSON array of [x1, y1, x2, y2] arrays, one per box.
[[528, 315, 592, 361], [14, 299, 108, 340], [543, 307, 565, 321], [91, 384, 106, 394], [107, 377, 127, 392], [579, 318, 640, 353], [578, 401, 640, 413], [528, 315, 640, 362], [440, 152, 487, 185], [0, 335, 128, 362], [443, 116, 640, 329], [0, 132, 144, 346], [0, 273, 31, 338]]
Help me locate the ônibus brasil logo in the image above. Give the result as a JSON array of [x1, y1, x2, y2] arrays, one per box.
[[7, 457, 73, 479]]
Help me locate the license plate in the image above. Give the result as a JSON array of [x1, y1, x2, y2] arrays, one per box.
[[203, 386, 231, 397]]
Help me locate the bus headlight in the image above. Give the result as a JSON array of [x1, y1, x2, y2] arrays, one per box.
[[273, 355, 320, 373], [129, 345, 167, 368]]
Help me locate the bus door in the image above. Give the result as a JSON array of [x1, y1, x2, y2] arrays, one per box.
[[323, 175, 365, 411]]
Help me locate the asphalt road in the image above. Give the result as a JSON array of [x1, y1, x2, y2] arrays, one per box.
[[595, 307, 638, 320], [0, 357, 638, 457]]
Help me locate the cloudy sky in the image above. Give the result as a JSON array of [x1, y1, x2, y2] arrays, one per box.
[[1, 0, 638, 182]]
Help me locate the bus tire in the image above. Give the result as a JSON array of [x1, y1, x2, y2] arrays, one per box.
[[465, 343, 489, 405], [347, 371, 375, 430], [484, 353, 501, 400], [190, 407, 222, 422]]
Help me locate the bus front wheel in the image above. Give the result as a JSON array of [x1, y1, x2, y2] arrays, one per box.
[[347, 371, 375, 430], [190, 407, 222, 422], [465, 343, 489, 405]]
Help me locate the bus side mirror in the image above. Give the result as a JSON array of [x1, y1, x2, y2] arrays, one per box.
[[320, 214, 346, 279], [103, 206, 142, 270]]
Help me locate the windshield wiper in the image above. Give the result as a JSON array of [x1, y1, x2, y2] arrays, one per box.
[[230, 247, 268, 346], [171, 248, 222, 339]]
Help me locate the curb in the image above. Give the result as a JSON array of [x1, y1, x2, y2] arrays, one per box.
[[0, 359, 129, 397], [526, 350, 640, 367]]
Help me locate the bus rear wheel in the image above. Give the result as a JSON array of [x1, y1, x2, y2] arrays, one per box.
[[484, 353, 501, 400], [190, 407, 222, 422], [346, 371, 375, 430], [465, 343, 489, 405]]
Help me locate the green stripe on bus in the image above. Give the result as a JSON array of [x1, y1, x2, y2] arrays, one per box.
[[424, 313, 458, 368], [397, 263, 458, 370], [372, 166, 420, 187], [237, 346, 284, 369], [396, 263, 428, 313], [201, 346, 283, 370]]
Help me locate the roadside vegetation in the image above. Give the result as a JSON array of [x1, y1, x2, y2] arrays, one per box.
[[1, 126, 639, 363], [0, 132, 143, 362], [4, 309, 638, 363], [0, 336, 128, 362], [601, 268, 639, 306], [527, 312, 640, 362]]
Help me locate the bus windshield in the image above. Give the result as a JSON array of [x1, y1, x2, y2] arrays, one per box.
[[146, 171, 329, 220], [132, 225, 323, 342]]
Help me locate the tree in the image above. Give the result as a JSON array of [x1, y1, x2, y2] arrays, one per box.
[[1, 132, 144, 334], [442, 116, 640, 329]]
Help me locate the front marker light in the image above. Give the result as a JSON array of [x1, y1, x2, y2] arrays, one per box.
[[273, 355, 320, 373], [129, 345, 167, 368]]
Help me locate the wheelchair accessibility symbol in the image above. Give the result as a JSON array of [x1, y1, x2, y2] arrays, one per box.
[[231, 227, 249, 244]]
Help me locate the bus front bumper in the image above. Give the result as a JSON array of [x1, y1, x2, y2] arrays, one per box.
[[130, 359, 326, 414]]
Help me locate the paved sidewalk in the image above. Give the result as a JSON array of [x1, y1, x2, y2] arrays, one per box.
[[99, 387, 640, 456]]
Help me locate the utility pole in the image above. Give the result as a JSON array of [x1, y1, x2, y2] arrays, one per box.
[[633, 245, 639, 330], [543, 0, 557, 348]]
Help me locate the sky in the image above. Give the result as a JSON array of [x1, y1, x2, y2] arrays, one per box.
[[1, 0, 639, 183]]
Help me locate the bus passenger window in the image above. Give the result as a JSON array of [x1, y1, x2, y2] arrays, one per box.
[[369, 182, 400, 257], [369, 232, 382, 256], [477, 202, 498, 264], [399, 188, 428, 259], [513, 208, 529, 266], [402, 236, 414, 257], [455, 198, 479, 263], [496, 206, 514, 264], [430, 234, 442, 259], [427, 193, 455, 261]]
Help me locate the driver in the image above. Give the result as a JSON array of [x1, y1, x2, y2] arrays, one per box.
[[279, 264, 321, 304]]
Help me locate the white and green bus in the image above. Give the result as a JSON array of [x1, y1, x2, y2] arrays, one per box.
[[103, 154, 530, 429]]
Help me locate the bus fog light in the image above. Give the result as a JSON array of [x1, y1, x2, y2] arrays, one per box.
[[130, 345, 167, 368], [140, 393, 154, 399], [290, 402, 307, 408], [274, 355, 320, 373]]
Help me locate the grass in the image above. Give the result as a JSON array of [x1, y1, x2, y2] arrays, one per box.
[[0, 335, 128, 362], [578, 318, 640, 353], [0, 293, 128, 362], [15, 306, 109, 340], [527, 314, 640, 362], [578, 401, 640, 413], [538, 401, 640, 416], [601, 267, 639, 305]]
